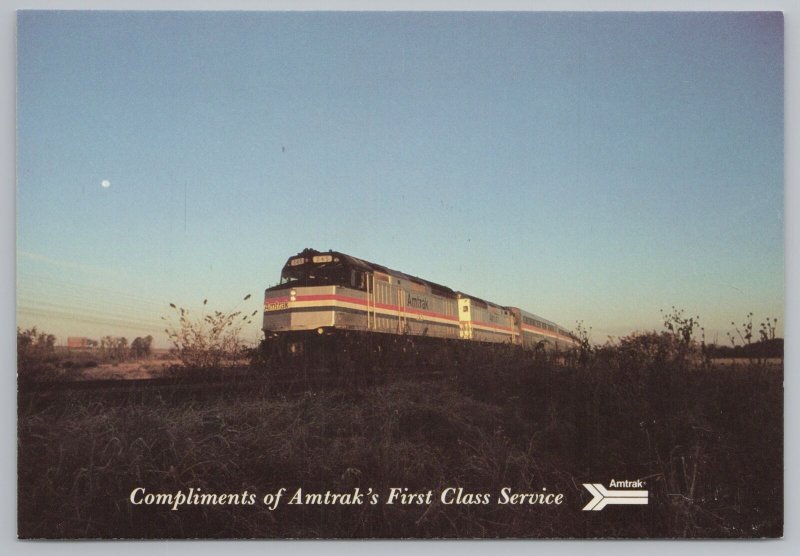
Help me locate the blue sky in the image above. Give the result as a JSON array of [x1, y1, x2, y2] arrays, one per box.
[[16, 11, 784, 346]]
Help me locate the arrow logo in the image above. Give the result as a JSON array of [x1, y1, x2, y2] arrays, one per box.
[[582, 483, 648, 511]]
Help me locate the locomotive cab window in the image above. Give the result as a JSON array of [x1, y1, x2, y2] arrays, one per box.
[[279, 268, 301, 284], [350, 270, 366, 290], [279, 257, 352, 287]]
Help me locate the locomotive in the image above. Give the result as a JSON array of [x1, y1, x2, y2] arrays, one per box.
[[262, 248, 578, 360]]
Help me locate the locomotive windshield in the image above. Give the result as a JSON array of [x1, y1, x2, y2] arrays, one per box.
[[280, 263, 345, 285], [278, 254, 366, 290]]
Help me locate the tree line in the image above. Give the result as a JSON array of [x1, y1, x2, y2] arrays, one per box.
[[17, 327, 155, 376]]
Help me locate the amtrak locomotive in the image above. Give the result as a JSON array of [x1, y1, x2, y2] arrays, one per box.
[[262, 248, 577, 355]]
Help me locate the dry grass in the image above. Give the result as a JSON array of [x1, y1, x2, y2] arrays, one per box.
[[18, 352, 782, 539], [74, 360, 181, 380]]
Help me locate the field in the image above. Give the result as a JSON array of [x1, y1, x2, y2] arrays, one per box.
[[69, 359, 181, 380], [17, 346, 783, 539]]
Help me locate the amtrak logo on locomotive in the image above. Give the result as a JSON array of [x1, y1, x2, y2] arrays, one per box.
[[406, 294, 429, 311]]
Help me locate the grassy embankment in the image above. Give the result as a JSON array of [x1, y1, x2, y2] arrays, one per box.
[[18, 342, 782, 539]]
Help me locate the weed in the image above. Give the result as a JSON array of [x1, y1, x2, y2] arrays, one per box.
[[163, 295, 258, 371]]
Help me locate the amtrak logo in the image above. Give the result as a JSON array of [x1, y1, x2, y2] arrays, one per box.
[[406, 294, 430, 310], [582, 480, 648, 511]]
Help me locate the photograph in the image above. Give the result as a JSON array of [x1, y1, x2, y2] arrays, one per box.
[[16, 10, 784, 539]]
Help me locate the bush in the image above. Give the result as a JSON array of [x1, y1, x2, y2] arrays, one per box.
[[163, 295, 258, 371], [17, 327, 58, 380]]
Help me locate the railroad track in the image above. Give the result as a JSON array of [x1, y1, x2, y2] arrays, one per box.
[[17, 366, 450, 404]]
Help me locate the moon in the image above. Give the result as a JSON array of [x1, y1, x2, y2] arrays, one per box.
[[101, 179, 110, 188]]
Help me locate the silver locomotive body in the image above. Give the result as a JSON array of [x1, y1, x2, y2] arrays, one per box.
[[263, 248, 578, 350], [263, 249, 460, 340]]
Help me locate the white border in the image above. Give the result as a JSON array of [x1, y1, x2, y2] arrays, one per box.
[[4, 1, 796, 554]]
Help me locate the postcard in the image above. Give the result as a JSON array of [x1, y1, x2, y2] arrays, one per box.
[[16, 10, 783, 539]]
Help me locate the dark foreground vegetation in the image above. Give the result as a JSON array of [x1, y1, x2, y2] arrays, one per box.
[[18, 332, 782, 539]]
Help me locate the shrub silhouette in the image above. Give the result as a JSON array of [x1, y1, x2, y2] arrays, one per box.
[[163, 295, 257, 371]]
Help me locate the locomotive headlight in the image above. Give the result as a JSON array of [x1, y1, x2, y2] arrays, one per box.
[[290, 288, 297, 302]]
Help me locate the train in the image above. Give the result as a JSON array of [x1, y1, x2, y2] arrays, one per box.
[[262, 248, 578, 360]]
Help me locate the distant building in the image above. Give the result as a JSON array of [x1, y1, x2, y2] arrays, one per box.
[[67, 337, 96, 350]]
